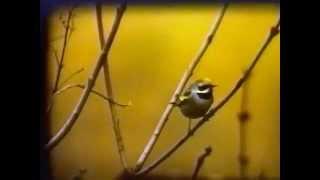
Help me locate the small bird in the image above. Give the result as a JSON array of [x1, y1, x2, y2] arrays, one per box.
[[173, 78, 217, 134]]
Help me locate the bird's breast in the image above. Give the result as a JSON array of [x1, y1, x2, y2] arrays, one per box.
[[179, 93, 213, 119]]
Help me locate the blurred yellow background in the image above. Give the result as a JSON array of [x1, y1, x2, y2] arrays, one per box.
[[47, 3, 279, 180]]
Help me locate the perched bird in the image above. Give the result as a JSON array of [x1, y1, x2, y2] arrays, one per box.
[[174, 78, 217, 133]]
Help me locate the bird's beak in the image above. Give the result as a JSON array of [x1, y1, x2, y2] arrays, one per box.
[[211, 84, 218, 88]]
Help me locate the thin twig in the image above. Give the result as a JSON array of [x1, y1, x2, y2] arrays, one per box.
[[46, 68, 84, 115], [49, 6, 78, 43], [96, 3, 130, 171], [59, 68, 85, 87], [51, 47, 60, 66], [46, 84, 130, 115], [134, 3, 229, 172], [68, 16, 76, 42], [45, 2, 127, 151], [136, 18, 280, 175], [55, 84, 130, 107], [46, 7, 76, 120], [52, 6, 76, 93], [192, 146, 212, 180]]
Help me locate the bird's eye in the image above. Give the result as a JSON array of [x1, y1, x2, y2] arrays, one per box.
[[198, 85, 207, 90]]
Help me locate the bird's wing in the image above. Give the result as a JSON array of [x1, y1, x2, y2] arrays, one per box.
[[177, 87, 192, 106]]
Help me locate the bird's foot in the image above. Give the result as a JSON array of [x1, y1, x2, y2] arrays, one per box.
[[187, 129, 194, 136], [169, 101, 179, 106], [187, 119, 194, 136]]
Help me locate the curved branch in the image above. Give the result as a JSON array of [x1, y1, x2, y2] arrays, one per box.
[[134, 3, 229, 172], [136, 18, 280, 175], [96, 3, 130, 171], [45, 2, 127, 151]]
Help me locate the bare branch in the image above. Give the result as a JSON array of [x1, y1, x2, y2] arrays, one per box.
[[52, 6, 76, 93], [238, 71, 251, 179], [59, 68, 85, 87], [68, 16, 76, 42], [96, 3, 130, 171], [45, 7, 77, 120], [96, 3, 105, 46], [136, 17, 280, 175], [51, 47, 60, 66], [192, 146, 212, 180], [46, 67, 83, 115], [55, 84, 131, 107], [46, 83, 131, 116], [45, 2, 127, 151], [134, 3, 229, 172]]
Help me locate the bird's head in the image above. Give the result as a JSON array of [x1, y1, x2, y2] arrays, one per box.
[[195, 78, 217, 91]]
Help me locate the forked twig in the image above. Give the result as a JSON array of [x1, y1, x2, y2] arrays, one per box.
[[192, 146, 212, 180], [46, 67, 84, 115], [59, 68, 85, 87], [45, 2, 127, 151], [134, 3, 229, 172], [46, 84, 130, 115], [136, 18, 280, 175], [96, 3, 130, 171], [54, 84, 131, 107]]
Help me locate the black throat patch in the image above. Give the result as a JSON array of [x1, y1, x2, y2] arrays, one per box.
[[197, 89, 212, 100]]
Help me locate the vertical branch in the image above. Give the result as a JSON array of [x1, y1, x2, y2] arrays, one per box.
[[238, 71, 251, 179], [45, 7, 76, 136], [136, 18, 280, 176], [53, 7, 75, 93], [96, 3, 105, 46], [96, 3, 130, 171], [134, 3, 229, 171], [45, 2, 127, 151], [192, 146, 212, 180]]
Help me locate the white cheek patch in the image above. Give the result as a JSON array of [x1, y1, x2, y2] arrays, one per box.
[[195, 88, 210, 94]]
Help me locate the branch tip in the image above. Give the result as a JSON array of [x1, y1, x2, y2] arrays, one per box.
[[204, 146, 212, 155], [192, 146, 213, 180]]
